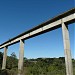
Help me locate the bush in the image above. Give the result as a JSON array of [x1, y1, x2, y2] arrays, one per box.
[[0, 69, 8, 75]]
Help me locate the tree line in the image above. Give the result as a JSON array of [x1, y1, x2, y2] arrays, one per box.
[[0, 52, 75, 75]]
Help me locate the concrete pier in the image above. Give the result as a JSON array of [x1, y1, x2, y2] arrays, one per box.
[[2, 46, 8, 70], [18, 39, 24, 75], [62, 21, 73, 75]]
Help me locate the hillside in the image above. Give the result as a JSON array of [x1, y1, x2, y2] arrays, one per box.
[[0, 52, 75, 75]]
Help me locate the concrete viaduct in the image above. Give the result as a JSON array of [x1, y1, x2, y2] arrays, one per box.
[[0, 8, 75, 75]]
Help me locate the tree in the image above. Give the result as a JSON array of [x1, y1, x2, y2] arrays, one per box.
[[6, 52, 18, 69], [0, 52, 3, 69], [10, 52, 17, 58]]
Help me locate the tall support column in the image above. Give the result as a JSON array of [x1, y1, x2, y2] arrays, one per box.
[[2, 46, 8, 70], [61, 21, 73, 75], [18, 39, 24, 75]]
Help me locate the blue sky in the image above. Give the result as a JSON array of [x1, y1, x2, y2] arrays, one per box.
[[0, 0, 75, 59]]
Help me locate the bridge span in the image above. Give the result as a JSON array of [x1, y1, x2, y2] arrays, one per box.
[[0, 8, 75, 75]]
